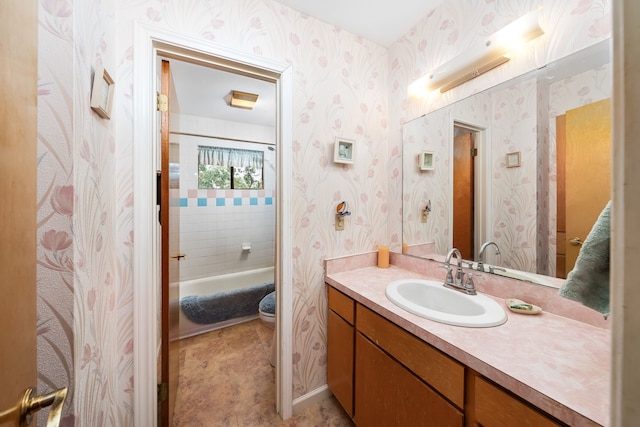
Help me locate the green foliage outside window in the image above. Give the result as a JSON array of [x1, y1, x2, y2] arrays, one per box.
[[198, 163, 263, 189]]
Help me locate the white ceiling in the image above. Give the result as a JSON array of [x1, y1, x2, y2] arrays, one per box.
[[170, 59, 276, 128], [171, 1, 443, 127], [271, 0, 443, 47]]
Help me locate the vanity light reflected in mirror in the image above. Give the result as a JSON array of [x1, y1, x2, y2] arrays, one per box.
[[401, 40, 612, 286]]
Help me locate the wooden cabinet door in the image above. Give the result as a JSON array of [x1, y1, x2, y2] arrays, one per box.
[[355, 332, 463, 427], [354, 333, 397, 427], [474, 377, 561, 427], [327, 309, 354, 416], [396, 362, 463, 427]]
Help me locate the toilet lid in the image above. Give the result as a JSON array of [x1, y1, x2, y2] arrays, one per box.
[[259, 291, 276, 315]]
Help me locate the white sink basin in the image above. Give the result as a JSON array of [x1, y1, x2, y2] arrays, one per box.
[[386, 279, 507, 327]]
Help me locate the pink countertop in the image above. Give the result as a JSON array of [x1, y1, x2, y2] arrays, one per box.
[[325, 260, 610, 427]]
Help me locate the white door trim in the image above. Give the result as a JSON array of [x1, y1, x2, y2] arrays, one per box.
[[132, 23, 293, 426]]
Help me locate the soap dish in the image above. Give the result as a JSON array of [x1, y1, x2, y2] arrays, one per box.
[[506, 298, 542, 315]]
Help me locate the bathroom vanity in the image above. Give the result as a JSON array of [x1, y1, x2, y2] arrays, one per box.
[[325, 254, 609, 427]]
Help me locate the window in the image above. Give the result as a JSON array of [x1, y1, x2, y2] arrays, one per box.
[[198, 145, 264, 189]]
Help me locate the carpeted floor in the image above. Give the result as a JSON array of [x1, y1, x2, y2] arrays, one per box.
[[173, 319, 354, 426]]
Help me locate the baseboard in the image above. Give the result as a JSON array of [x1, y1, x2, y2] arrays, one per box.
[[292, 385, 333, 415]]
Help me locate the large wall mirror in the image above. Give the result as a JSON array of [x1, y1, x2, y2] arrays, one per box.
[[401, 40, 611, 287]]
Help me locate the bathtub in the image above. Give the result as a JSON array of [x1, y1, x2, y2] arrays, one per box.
[[177, 266, 274, 339]]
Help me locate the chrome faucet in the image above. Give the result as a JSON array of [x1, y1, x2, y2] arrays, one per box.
[[442, 248, 476, 295], [477, 241, 500, 272]]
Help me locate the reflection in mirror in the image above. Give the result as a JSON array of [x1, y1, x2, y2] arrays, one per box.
[[401, 40, 611, 286]]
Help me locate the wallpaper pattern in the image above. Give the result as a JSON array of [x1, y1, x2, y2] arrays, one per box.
[[35, 0, 610, 423], [37, 0, 76, 422]]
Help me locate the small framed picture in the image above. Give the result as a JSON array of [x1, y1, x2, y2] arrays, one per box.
[[334, 137, 355, 164], [419, 151, 434, 171], [506, 151, 521, 168], [90, 65, 115, 119]]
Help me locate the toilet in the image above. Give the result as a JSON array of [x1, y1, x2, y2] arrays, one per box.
[[258, 291, 276, 328], [259, 291, 276, 366]]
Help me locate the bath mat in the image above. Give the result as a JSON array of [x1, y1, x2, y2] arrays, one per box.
[[180, 281, 275, 325]]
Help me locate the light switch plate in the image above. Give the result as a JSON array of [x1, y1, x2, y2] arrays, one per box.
[[336, 215, 345, 231]]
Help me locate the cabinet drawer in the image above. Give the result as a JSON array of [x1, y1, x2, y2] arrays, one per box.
[[356, 304, 465, 408], [474, 376, 562, 427], [328, 286, 354, 325]]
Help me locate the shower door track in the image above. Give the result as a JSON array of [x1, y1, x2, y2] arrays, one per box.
[[170, 131, 276, 147]]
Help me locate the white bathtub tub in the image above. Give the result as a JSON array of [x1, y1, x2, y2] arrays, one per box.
[[178, 266, 274, 339]]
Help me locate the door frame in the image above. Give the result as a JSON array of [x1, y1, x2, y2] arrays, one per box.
[[449, 115, 491, 260], [132, 23, 293, 425]]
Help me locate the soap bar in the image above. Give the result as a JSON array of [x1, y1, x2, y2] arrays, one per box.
[[506, 298, 542, 315], [378, 246, 389, 268]]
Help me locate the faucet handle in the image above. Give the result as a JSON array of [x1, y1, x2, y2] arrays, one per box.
[[439, 265, 454, 284], [464, 273, 477, 295]]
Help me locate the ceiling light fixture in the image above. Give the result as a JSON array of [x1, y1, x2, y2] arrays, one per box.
[[413, 10, 544, 94], [230, 90, 259, 109]]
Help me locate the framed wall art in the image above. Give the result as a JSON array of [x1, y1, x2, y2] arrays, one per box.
[[506, 151, 521, 168], [334, 137, 355, 164], [419, 151, 434, 171], [90, 64, 115, 119]]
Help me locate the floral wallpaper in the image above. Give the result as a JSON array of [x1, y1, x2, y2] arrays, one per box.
[[490, 79, 539, 272], [38, 0, 131, 424], [37, 0, 76, 424], [35, 0, 610, 423]]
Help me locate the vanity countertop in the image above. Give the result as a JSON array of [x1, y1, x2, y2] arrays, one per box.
[[325, 264, 610, 427]]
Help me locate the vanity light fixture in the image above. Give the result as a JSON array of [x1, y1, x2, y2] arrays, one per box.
[[413, 10, 544, 94], [230, 90, 259, 109]]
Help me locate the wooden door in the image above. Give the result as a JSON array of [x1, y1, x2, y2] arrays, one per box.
[[565, 99, 611, 273], [159, 59, 181, 426], [1, 1, 67, 425], [327, 310, 354, 416], [0, 0, 38, 423], [453, 132, 475, 259]]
